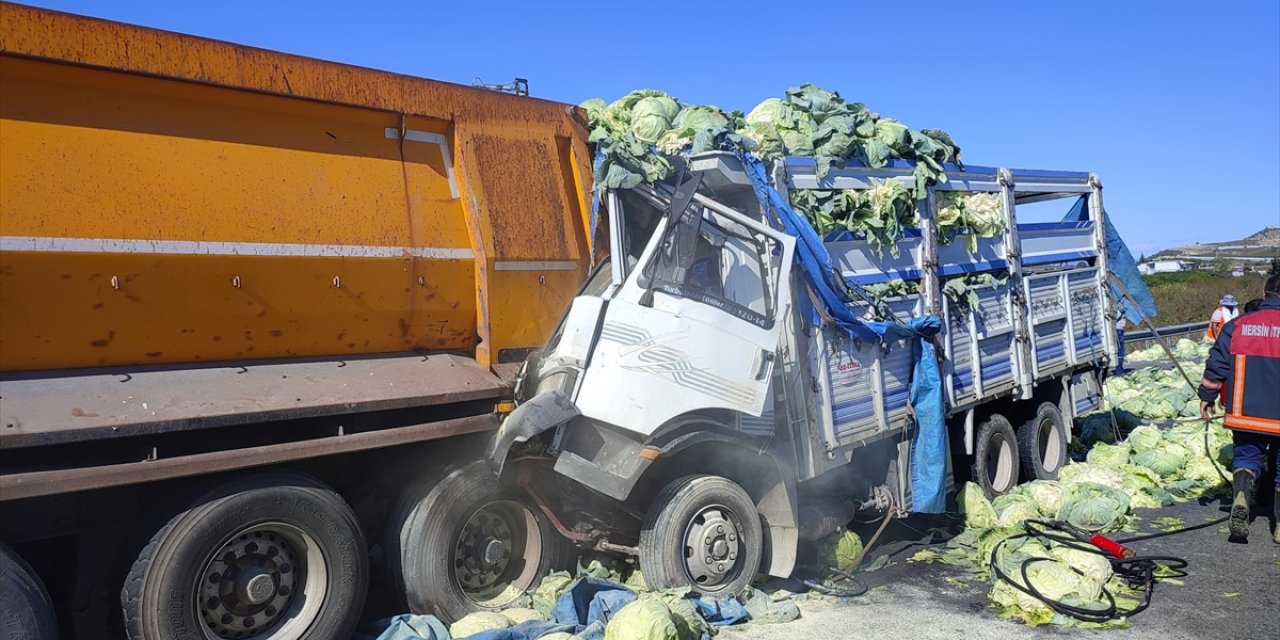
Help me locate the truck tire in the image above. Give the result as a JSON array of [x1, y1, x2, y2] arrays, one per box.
[[121, 472, 368, 640], [972, 414, 1020, 498], [1, 544, 56, 640], [638, 475, 762, 597], [1017, 402, 1068, 481], [392, 461, 565, 623]]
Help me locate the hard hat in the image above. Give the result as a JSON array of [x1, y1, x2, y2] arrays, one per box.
[[1220, 294, 1237, 307]]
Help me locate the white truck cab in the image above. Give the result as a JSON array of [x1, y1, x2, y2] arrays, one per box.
[[487, 151, 1116, 597]]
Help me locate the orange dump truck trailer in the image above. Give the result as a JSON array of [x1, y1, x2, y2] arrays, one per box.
[[0, 4, 594, 637]]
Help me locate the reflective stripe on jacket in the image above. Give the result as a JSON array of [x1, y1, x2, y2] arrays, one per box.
[[1204, 300, 1280, 435]]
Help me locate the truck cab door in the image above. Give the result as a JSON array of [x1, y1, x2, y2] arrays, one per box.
[[574, 193, 795, 437]]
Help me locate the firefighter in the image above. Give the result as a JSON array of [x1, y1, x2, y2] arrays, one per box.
[[1199, 275, 1280, 543], [1205, 294, 1238, 340]]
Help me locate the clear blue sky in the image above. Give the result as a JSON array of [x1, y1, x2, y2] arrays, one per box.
[[23, 0, 1280, 255]]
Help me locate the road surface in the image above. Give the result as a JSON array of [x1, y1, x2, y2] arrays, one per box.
[[722, 496, 1277, 640]]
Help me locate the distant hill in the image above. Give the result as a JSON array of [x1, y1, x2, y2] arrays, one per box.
[[1150, 226, 1280, 262]]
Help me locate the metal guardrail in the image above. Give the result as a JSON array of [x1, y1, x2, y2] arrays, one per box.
[[1123, 321, 1209, 352]]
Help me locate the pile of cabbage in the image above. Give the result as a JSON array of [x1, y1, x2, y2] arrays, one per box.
[[913, 338, 1232, 628], [919, 415, 1231, 628], [580, 86, 1004, 255], [391, 554, 804, 640], [1101, 338, 1211, 421], [1127, 336, 1212, 366]]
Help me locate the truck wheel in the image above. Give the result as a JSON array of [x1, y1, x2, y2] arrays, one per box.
[[972, 414, 1020, 498], [121, 472, 368, 640], [638, 475, 762, 597], [392, 461, 564, 623], [1018, 402, 1068, 481], [1, 544, 56, 640]]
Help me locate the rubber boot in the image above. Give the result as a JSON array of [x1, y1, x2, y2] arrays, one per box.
[[1229, 469, 1254, 539], [1273, 489, 1279, 545]]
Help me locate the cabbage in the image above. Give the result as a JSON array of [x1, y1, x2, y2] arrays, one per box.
[[1119, 464, 1174, 508], [1022, 480, 1065, 517], [1181, 457, 1230, 494], [992, 492, 1042, 528], [449, 611, 511, 637], [1126, 425, 1163, 452], [653, 590, 710, 639], [976, 527, 1021, 567], [530, 572, 574, 617], [1050, 547, 1113, 585], [990, 559, 1105, 626], [1075, 412, 1119, 445], [1132, 442, 1191, 478], [1058, 463, 1125, 492], [991, 537, 1055, 580], [628, 96, 679, 143], [934, 191, 1006, 253], [816, 528, 864, 570], [1085, 442, 1130, 469], [743, 97, 814, 157], [959, 482, 999, 529], [1058, 482, 1131, 532], [605, 596, 679, 640]]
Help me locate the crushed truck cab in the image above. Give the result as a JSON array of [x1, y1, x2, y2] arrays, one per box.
[[492, 150, 1122, 595]]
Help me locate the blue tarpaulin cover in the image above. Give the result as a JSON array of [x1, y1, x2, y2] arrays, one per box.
[[550, 577, 636, 627], [353, 578, 758, 640], [737, 151, 947, 513], [1063, 197, 1157, 324]]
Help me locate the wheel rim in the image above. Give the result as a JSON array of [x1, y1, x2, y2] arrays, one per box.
[[451, 500, 542, 608], [195, 523, 327, 640], [986, 431, 1014, 492], [680, 504, 743, 593], [1038, 416, 1064, 474]]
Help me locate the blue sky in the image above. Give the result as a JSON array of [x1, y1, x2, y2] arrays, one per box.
[[24, 0, 1280, 255]]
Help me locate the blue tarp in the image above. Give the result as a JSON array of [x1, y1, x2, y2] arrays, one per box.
[[550, 577, 635, 627], [354, 578, 756, 640], [1063, 197, 1157, 324], [736, 151, 947, 513]]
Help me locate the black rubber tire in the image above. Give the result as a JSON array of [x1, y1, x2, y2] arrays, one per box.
[[121, 472, 368, 640], [393, 461, 567, 624], [0, 544, 56, 640], [383, 463, 456, 606], [1017, 402, 1069, 481], [638, 475, 763, 597], [971, 414, 1020, 499]]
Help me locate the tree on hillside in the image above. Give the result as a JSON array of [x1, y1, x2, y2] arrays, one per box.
[[1269, 256, 1280, 277], [1138, 253, 1147, 264]]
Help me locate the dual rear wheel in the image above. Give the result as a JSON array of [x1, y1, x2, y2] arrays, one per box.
[[971, 402, 1068, 498], [122, 472, 368, 640]]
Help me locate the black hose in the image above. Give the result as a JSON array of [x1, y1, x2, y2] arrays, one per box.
[[1114, 515, 1229, 544], [801, 575, 869, 598], [989, 519, 1196, 623]]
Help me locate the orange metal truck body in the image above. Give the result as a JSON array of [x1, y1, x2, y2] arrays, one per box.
[[0, 2, 594, 371]]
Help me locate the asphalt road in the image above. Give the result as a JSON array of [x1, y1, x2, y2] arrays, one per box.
[[722, 496, 1278, 640]]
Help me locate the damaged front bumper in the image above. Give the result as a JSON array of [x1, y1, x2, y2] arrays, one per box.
[[485, 389, 580, 476]]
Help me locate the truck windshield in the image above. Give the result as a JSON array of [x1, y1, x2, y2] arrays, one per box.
[[648, 207, 779, 329]]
